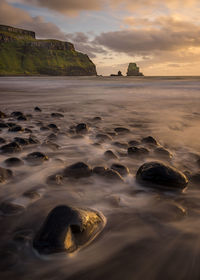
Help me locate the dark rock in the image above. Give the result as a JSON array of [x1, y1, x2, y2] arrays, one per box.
[[0, 167, 13, 183], [114, 127, 130, 134], [25, 152, 48, 164], [51, 113, 64, 118], [8, 125, 23, 132], [11, 111, 23, 118], [111, 163, 129, 176], [34, 106, 42, 112], [92, 117, 102, 122], [24, 128, 32, 133], [17, 115, 27, 121], [0, 201, 24, 215], [128, 140, 140, 146], [47, 133, 57, 141], [63, 162, 92, 179], [127, 63, 143, 76], [128, 146, 149, 157], [33, 205, 106, 254], [40, 126, 50, 131], [28, 136, 39, 144], [141, 136, 158, 146], [104, 150, 118, 160], [136, 161, 188, 190], [93, 166, 123, 181], [76, 123, 88, 134], [0, 122, 8, 128], [154, 147, 172, 158], [23, 189, 41, 199], [0, 137, 6, 144], [48, 123, 59, 130], [0, 111, 7, 119], [7, 122, 16, 128], [96, 133, 112, 141], [14, 137, 29, 146], [42, 141, 59, 150], [4, 157, 24, 167], [112, 141, 128, 149], [0, 142, 22, 153]]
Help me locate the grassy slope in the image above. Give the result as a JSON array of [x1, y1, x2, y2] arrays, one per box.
[[0, 30, 96, 76]]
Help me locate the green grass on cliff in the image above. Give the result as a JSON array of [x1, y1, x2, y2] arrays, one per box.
[[0, 29, 96, 76]]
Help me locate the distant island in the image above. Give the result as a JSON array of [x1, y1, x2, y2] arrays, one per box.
[[0, 25, 97, 76]]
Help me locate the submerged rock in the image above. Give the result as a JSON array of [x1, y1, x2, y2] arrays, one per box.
[[111, 163, 129, 176], [154, 147, 172, 159], [0, 111, 7, 119], [8, 125, 23, 132], [93, 166, 123, 181], [114, 127, 130, 134], [51, 113, 64, 118], [14, 137, 29, 146], [0, 142, 22, 153], [0, 167, 13, 183], [128, 146, 149, 157], [4, 157, 24, 167], [104, 150, 118, 160], [128, 140, 140, 146], [96, 133, 112, 142], [136, 161, 188, 190], [76, 123, 88, 134], [112, 141, 128, 149], [33, 205, 106, 254], [63, 162, 92, 179], [25, 152, 48, 164], [0, 122, 8, 128], [17, 115, 27, 121], [141, 136, 158, 146], [0, 137, 6, 144], [0, 201, 24, 215], [34, 106, 42, 112], [11, 111, 23, 118]]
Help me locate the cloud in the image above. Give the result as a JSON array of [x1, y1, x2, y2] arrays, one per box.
[[0, 0, 66, 40]]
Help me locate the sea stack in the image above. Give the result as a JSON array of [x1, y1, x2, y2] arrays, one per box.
[[127, 63, 143, 76]]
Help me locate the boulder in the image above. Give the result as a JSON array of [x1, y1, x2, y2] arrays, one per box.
[[63, 162, 92, 179], [0, 167, 13, 183], [76, 123, 88, 134], [0, 142, 22, 153], [33, 205, 106, 254], [111, 163, 129, 176], [4, 157, 24, 167], [136, 161, 188, 190]]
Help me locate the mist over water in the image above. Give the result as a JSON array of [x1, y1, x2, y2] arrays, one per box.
[[0, 76, 200, 280]]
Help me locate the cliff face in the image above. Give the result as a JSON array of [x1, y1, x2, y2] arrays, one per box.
[[127, 63, 143, 76], [0, 25, 97, 76]]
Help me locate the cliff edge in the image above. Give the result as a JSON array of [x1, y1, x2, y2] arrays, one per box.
[[0, 25, 97, 76]]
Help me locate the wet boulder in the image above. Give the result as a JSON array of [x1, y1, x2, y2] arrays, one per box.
[[141, 136, 158, 146], [17, 115, 27, 121], [51, 113, 64, 118], [128, 140, 140, 146], [96, 133, 112, 142], [11, 111, 23, 118], [33, 205, 106, 254], [0, 142, 22, 153], [0, 201, 24, 215], [0, 167, 13, 183], [47, 174, 63, 185], [34, 107, 42, 112], [40, 126, 50, 131], [0, 122, 8, 128], [154, 147, 172, 159], [76, 123, 89, 134], [8, 125, 23, 132], [104, 150, 118, 160], [111, 163, 129, 176], [0, 137, 6, 144], [25, 152, 48, 164], [93, 166, 123, 181], [0, 111, 7, 119], [128, 146, 149, 157], [63, 162, 92, 179], [14, 137, 29, 146], [28, 136, 40, 144], [24, 128, 32, 134], [112, 142, 128, 149], [4, 157, 24, 167], [114, 127, 130, 134], [48, 124, 59, 131], [136, 161, 188, 190]]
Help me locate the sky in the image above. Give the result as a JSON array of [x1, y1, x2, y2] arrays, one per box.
[[1, 0, 200, 76]]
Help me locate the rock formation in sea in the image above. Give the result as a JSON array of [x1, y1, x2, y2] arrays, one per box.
[[126, 63, 143, 76], [0, 24, 97, 76]]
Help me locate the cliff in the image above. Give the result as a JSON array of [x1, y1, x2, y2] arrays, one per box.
[[127, 63, 143, 76], [0, 25, 97, 76]]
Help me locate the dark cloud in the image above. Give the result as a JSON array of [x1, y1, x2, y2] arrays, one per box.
[[0, 0, 66, 40]]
